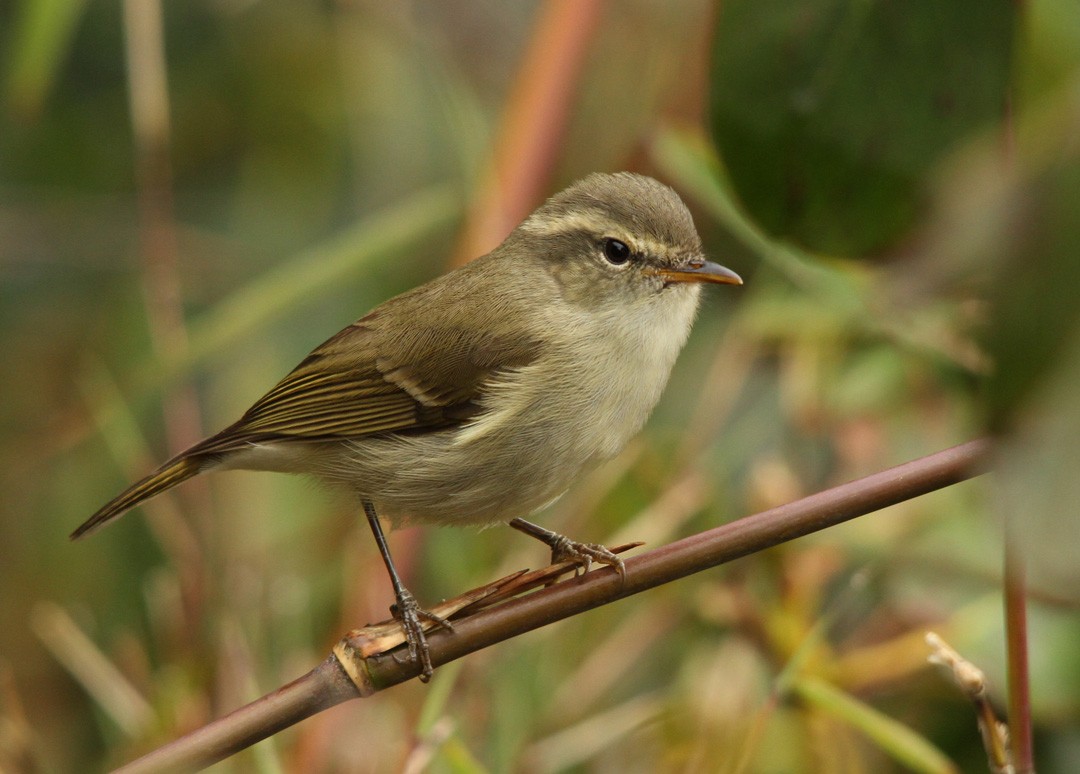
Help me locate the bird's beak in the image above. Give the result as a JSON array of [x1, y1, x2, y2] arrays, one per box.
[[649, 259, 743, 286]]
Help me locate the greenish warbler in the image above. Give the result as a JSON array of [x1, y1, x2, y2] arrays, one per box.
[[73, 172, 742, 679]]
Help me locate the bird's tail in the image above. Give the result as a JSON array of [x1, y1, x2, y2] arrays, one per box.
[[70, 454, 206, 540]]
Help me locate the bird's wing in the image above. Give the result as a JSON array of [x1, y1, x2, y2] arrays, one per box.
[[194, 315, 541, 455]]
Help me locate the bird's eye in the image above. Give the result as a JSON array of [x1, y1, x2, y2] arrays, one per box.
[[602, 238, 631, 265]]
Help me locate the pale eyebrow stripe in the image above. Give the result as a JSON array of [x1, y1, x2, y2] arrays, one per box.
[[520, 211, 672, 256], [520, 210, 622, 236]]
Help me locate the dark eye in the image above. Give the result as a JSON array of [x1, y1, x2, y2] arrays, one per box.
[[602, 238, 631, 265]]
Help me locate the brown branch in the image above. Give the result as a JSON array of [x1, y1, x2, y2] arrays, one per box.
[[114, 439, 991, 773], [1004, 529, 1034, 773]]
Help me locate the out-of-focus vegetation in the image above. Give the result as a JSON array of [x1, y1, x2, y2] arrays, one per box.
[[1, 0, 1077, 771]]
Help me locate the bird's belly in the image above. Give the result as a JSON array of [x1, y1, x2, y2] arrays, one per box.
[[336, 352, 667, 526], [226, 379, 650, 527], [327, 426, 582, 526]]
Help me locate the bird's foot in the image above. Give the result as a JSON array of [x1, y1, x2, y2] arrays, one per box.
[[548, 536, 626, 580], [508, 517, 626, 582], [389, 588, 454, 682]]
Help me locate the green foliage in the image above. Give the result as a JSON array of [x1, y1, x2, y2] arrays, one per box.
[[709, 0, 1016, 256], [981, 153, 1080, 432]]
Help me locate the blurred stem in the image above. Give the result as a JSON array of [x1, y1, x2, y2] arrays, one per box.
[[453, 0, 606, 263], [122, 0, 210, 633], [123, 0, 202, 455], [31, 602, 154, 738], [1004, 524, 1034, 773], [1000, 25, 1034, 770], [728, 692, 778, 774]]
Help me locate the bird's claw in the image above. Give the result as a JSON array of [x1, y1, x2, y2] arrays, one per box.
[[390, 589, 454, 682], [549, 536, 626, 582]]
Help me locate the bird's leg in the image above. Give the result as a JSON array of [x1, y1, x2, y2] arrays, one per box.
[[363, 501, 453, 682], [508, 517, 626, 582]]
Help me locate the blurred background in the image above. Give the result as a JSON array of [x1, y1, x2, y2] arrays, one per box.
[[2, 0, 1078, 771]]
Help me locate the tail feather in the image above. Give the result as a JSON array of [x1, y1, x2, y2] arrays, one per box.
[[71, 455, 205, 540]]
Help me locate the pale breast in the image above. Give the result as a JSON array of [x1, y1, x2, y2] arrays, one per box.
[[317, 285, 701, 527]]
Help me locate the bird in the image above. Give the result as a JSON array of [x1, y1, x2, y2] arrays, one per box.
[[72, 172, 743, 679]]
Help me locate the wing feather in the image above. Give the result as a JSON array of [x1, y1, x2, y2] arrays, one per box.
[[193, 314, 542, 456]]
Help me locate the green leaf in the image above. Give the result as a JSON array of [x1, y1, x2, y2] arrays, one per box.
[[982, 155, 1080, 431], [794, 675, 958, 774], [5, 0, 89, 118], [709, 0, 1016, 256]]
